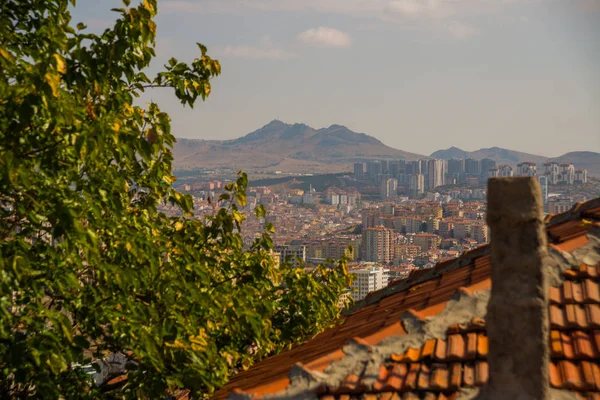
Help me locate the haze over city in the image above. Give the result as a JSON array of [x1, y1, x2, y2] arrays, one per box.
[[71, 0, 600, 156], [5, 1, 600, 398]]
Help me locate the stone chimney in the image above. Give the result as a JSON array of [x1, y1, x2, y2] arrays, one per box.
[[486, 177, 549, 399]]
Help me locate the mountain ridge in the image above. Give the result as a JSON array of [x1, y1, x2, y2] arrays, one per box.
[[173, 120, 425, 173], [172, 120, 599, 177]]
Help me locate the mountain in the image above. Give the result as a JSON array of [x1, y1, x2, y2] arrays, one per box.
[[431, 146, 548, 165], [430, 146, 469, 160], [173, 120, 426, 173]]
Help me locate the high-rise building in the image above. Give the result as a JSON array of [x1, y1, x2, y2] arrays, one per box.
[[575, 169, 588, 184], [538, 176, 548, 205], [406, 161, 420, 175], [465, 158, 480, 175], [544, 162, 560, 184], [418, 159, 429, 176], [366, 161, 381, 179], [350, 266, 390, 301], [480, 158, 496, 179], [353, 162, 364, 179], [498, 164, 514, 177], [427, 159, 446, 189], [398, 160, 406, 174], [517, 162, 537, 177], [559, 163, 575, 184], [447, 159, 465, 175], [380, 160, 389, 175], [446, 159, 464, 184], [380, 178, 398, 199], [362, 226, 393, 263], [409, 174, 425, 197], [388, 161, 400, 178]]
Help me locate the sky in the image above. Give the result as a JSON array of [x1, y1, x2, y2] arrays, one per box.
[[71, 0, 600, 157]]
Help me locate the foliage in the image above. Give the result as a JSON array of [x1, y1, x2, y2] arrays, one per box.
[[0, 1, 353, 398]]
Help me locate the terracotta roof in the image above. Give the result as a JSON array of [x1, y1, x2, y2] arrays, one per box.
[[215, 197, 600, 400], [314, 262, 600, 399]]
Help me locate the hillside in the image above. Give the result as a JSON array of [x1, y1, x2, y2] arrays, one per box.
[[548, 152, 600, 178], [431, 146, 548, 165], [430, 146, 469, 160], [431, 147, 599, 177], [173, 120, 425, 173]]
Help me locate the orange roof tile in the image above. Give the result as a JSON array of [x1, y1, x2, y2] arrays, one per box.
[[214, 198, 600, 400]]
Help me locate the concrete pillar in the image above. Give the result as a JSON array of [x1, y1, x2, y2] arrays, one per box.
[[486, 177, 549, 400]]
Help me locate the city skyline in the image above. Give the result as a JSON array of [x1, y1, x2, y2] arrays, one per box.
[[71, 0, 600, 157]]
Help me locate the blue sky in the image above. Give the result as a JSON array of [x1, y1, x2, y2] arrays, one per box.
[[71, 0, 599, 157]]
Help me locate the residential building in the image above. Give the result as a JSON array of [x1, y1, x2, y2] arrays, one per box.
[[453, 222, 472, 240], [517, 162, 537, 177], [547, 196, 573, 214], [361, 226, 393, 263], [538, 175, 548, 205], [273, 245, 307, 266], [350, 266, 390, 301], [427, 159, 446, 190], [413, 233, 442, 252], [409, 174, 425, 197], [471, 224, 489, 244], [380, 178, 398, 199], [480, 158, 496, 179], [575, 169, 588, 184], [544, 161, 560, 184], [353, 162, 364, 179], [498, 164, 514, 177], [362, 209, 381, 229], [366, 161, 381, 179], [464, 158, 480, 175], [559, 163, 575, 185], [394, 244, 420, 258]]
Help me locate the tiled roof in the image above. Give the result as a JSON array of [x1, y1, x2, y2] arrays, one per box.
[[316, 262, 600, 399], [215, 197, 600, 400]]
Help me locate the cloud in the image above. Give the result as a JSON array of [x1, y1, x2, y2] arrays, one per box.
[[297, 27, 352, 48], [448, 21, 476, 38], [519, 15, 529, 22], [219, 36, 298, 60], [386, 0, 450, 18]]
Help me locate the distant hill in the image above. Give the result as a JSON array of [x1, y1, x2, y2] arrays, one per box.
[[430, 147, 600, 178], [431, 146, 548, 165], [548, 152, 600, 178], [430, 146, 469, 160], [173, 120, 425, 173]]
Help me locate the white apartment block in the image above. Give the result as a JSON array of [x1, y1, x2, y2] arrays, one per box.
[[351, 266, 390, 301], [273, 245, 307, 266]]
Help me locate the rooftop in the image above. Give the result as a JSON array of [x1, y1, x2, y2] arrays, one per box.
[[215, 192, 600, 400]]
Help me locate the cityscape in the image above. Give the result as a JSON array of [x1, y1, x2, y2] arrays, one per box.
[[3, 0, 600, 398], [168, 154, 597, 303]]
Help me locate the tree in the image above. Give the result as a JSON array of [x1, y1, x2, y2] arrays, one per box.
[[0, 1, 353, 398]]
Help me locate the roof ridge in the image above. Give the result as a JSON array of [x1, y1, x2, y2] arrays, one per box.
[[344, 244, 491, 315]]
